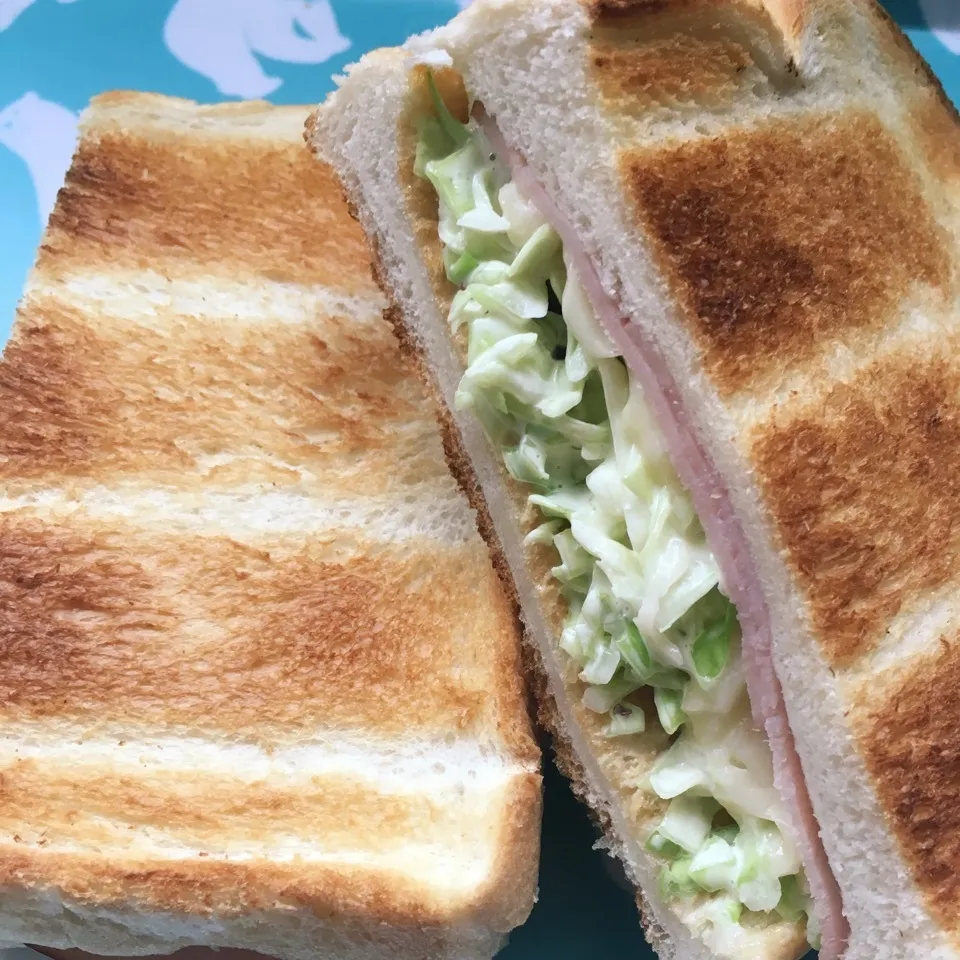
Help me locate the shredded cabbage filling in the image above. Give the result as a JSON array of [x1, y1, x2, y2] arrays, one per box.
[[416, 74, 817, 951]]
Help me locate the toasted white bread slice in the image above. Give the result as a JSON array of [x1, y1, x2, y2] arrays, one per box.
[[309, 2, 960, 959], [0, 92, 541, 960]]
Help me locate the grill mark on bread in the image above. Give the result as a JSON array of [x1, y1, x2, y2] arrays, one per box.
[[588, 0, 810, 43], [0, 298, 446, 496], [43, 131, 377, 294], [911, 88, 960, 188], [0, 756, 489, 861], [750, 346, 960, 667], [854, 637, 960, 928], [0, 512, 507, 738], [623, 111, 951, 396], [592, 33, 755, 109], [589, 1, 798, 111], [0, 848, 468, 926], [587, 0, 674, 22], [586, 0, 807, 38]]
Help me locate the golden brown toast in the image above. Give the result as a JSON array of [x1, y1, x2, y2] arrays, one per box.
[[0, 92, 540, 960]]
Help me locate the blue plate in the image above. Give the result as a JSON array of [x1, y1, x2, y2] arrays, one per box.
[[0, 2, 957, 958]]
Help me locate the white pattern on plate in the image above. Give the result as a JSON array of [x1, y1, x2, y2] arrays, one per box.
[[0, 93, 77, 227], [0, 0, 77, 33], [163, 0, 351, 99], [918, 0, 960, 55]]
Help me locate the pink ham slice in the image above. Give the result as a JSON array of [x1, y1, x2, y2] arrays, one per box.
[[479, 110, 848, 959]]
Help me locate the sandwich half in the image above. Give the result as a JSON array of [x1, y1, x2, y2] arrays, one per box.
[[0, 91, 540, 960], [309, 2, 960, 959]]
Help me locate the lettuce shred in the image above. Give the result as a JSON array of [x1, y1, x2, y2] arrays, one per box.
[[416, 72, 816, 952]]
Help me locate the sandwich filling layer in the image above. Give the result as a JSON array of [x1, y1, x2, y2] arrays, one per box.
[[415, 77, 818, 955]]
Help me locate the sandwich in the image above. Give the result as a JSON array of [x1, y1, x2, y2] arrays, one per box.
[[0, 91, 540, 960], [309, 2, 960, 959]]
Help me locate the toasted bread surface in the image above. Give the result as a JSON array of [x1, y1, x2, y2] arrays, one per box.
[[0, 92, 540, 960], [851, 635, 960, 934], [622, 111, 952, 398]]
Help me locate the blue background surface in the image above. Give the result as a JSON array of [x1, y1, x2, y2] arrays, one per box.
[[0, 1, 957, 957]]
